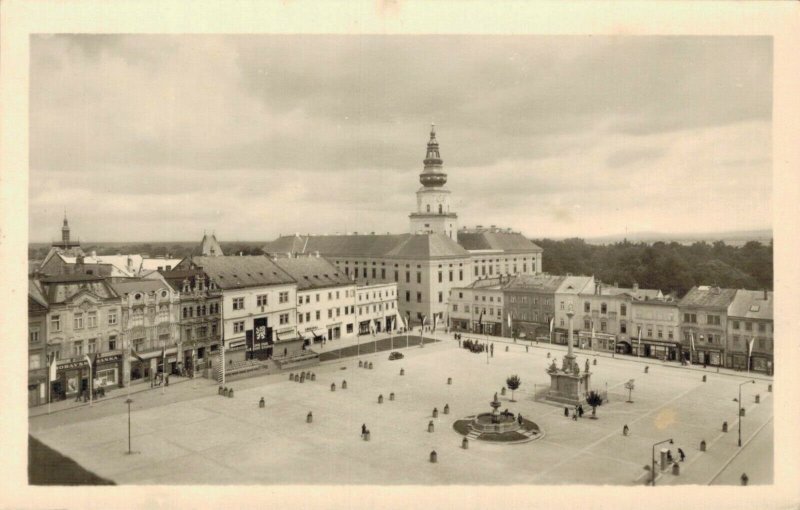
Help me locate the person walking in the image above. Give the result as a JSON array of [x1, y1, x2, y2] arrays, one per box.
[[361, 424, 367, 437], [678, 448, 686, 462], [623, 424, 629, 436], [564, 407, 569, 417], [578, 404, 584, 418]]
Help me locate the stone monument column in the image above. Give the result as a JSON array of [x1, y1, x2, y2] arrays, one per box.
[[564, 307, 576, 373]]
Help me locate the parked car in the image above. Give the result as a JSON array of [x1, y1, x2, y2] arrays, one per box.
[[388, 351, 404, 361]]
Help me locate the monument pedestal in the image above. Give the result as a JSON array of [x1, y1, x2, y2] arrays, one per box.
[[545, 354, 591, 406]]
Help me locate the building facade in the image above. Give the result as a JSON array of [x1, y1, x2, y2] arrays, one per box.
[[356, 281, 401, 335], [678, 286, 738, 366], [629, 296, 681, 361], [39, 274, 123, 401], [726, 289, 773, 374], [553, 276, 595, 345], [28, 280, 49, 407], [503, 274, 566, 341], [112, 278, 181, 386], [449, 276, 506, 335]]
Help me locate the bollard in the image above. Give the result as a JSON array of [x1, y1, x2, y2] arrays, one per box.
[[430, 450, 438, 463], [228, 388, 234, 398], [300, 374, 305, 383], [378, 394, 384, 404], [400, 368, 405, 376], [740, 473, 748, 486], [389, 392, 395, 401], [342, 380, 347, 390], [593, 358, 597, 365], [447, 377, 452, 385], [223, 387, 229, 397], [462, 437, 469, 449], [768, 384, 772, 392], [444, 404, 450, 415], [740, 408, 746, 417], [722, 421, 728, 433], [505, 346, 509, 352], [428, 420, 435, 433], [672, 463, 680, 476], [307, 411, 313, 423], [259, 397, 265, 408], [547, 352, 551, 358], [700, 440, 706, 452], [433, 407, 438, 418], [645, 366, 649, 374], [501, 387, 506, 396], [311, 373, 316, 381], [290, 373, 294, 381], [359, 360, 363, 368], [218, 386, 224, 395], [369, 362, 373, 369], [755, 394, 760, 404], [660, 449, 668, 471], [331, 383, 336, 392], [702, 375, 707, 382]]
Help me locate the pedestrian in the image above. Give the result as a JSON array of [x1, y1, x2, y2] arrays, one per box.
[[623, 424, 629, 436], [361, 423, 367, 437], [564, 407, 569, 417], [667, 450, 673, 463], [518, 413, 523, 425], [678, 448, 686, 462], [526, 346, 529, 353], [572, 412, 577, 421], [578, 405, 584, 418]]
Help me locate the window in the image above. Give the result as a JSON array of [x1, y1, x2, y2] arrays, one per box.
[[280, 313, 289, 325], [417, 292, 422, 303], [406, 291, 410, 302], [683, 313, 697, 324], [668, 329, 674, 340], [584, 302, 590, 313], [233, 297, 244, 310], [305, 296, 310, 304], [620, 304, 626, 316], [306, 312, 311, 322], [233, 321, 245, 333], [449, 271, 453, 282], [438, 292, 443, 303], [316, 293, 320, 302], [601, 321, 607, 332], [85, 311, 97, 328], [279, 292, 289, 304], [758, 338, 765, 349], [108, 336, 117, 350], [406, 271, 410, 283], [620, 323, 627, 334], [29, 327, 40, 344], [328, 309, 333, 319], [707, 314, 720, 326], [452, 304, 458, 312], [584, 320, 590, 330], [88, 339, 97, 353], [29, 354, 42, 370], [315, 311, 321, 320], [560, 301, 565, 310], [257, 295, 268, 307], [438, 271, 442, 283], [74, 313, 84, 330], [707, 334, 714, 344], [73, 341, 83, 356], [363, 268, 367, 278], [381, 269, 386, 279], [601, 303, 607, 314], [394, 270, 399, 282], [732, 320, 740, 330], [647, 327, 653, 337], [337, 307, 341, 317], [658, 328, 663, 339], [758, 323, 766, 333], [459, 270, 463, 281], [745, 322, 753, 331], [417, 272, 421, 284], [299, 314, 304, 324], [560, 319, 565, 327]]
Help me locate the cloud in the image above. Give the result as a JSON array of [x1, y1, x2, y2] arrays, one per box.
[[29, 35, 772, 242]]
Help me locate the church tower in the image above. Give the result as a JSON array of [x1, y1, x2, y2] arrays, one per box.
[[409, 125, 458, 241], [61, 212, 71, 245]]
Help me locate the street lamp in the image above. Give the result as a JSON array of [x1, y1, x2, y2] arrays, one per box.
[[738, 379, 756, 447], [125, 398, 134, 455], [651, 438, 673, 486]]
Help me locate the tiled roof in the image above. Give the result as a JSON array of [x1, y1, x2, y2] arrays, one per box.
[[555, 276, 594, 295], [140, 258, 183, 272], [678, 286, 738, 310], [503, 274, 566, 292], [272, 256, 352, 290], [38, 276, 118, 304], [263, 233, 470, 260], [191, 256, 295, 289], [457, 232, 543, 253], [29, 279, 48, 309], [728, 289, 773, 320], [109, 279, 172, 296], [600, 286, 663, 300]]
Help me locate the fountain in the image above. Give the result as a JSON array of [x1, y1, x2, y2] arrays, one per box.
[[452, 392, 543, 443]]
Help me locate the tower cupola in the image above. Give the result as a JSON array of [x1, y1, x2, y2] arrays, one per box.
[[419, 124, 447, 187]]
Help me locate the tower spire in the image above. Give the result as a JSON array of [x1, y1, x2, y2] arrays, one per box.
[[420, 124, 445, 187]]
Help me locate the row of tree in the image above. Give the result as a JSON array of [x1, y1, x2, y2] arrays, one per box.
[[534, 238, 773, 298]]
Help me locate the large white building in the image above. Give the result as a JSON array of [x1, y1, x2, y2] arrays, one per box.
[[263, 126, 543, 326]]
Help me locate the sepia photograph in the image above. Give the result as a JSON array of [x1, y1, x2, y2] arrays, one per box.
[[2, 1, 800, 509]]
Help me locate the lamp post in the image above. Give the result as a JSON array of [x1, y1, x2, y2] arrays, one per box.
[[651, 438, 673, 486], [738, 379, 756, 447], [125, 398, 134, 455]]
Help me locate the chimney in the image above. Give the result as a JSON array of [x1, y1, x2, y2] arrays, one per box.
[[91, 250, 97, 258], [633, 282, 639, 292]]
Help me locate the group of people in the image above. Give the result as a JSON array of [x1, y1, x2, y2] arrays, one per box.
[[565, 404, 585, 420], [459, 337, 494, 355]]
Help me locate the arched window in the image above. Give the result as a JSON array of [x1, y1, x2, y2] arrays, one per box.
[[601, 302, 607, 314], [620, 304, 627, 316], [438, 204, 443, 214], [426, 204, 430, 213]]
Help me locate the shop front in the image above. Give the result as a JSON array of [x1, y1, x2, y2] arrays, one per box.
[[578, 331, 616, 352], [53, 351, 123, 401], [358, 320, 371, 335], [635, 340, 681, 361], [327, 323, 342, 340], [687, 347, 724, 366]]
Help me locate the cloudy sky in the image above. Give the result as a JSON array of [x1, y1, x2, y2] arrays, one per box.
[[29, 35, 772, 242]]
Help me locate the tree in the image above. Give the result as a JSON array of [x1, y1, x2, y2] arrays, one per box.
[[624, 379, 635, 403], [586, 390, 603, 419], [505, 375, 522, 402]]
